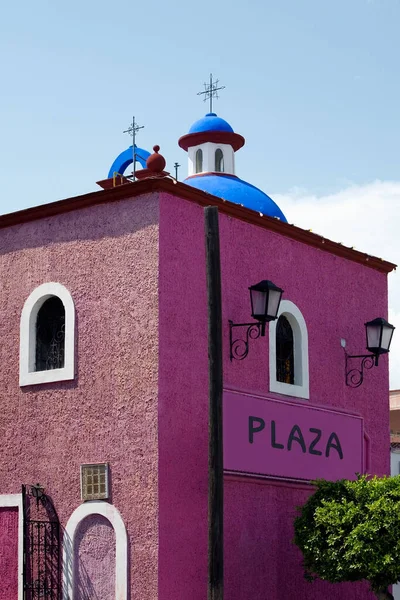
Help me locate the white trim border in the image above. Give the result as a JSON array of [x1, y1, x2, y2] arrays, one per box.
[[269, 300, 310, 400], [0, 494, 23, 600], [20, 282, 75, 386], [62, 501, 128, 600]]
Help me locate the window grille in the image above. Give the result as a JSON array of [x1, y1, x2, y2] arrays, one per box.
[[276, 315, 294, 384], [35, 296, 65, 371], [81, 463, 109, 501]]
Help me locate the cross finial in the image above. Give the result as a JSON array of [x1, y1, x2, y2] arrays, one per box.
[[123, 116, 144, 179], [197, 74, 225, 114]]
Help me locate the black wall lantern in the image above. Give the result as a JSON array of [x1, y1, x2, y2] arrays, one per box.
[[345, 317, 395, 387], [30, 482, 45, 506], [229, 280, 283, 361]]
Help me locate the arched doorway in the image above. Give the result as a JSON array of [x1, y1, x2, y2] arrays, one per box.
[[62, 502, 128, 600], [74, 514, 116, 600]]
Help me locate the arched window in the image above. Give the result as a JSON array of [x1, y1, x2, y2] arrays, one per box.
[[269, 300, 309, 399], [195, 149, 203, 173], [276, 316, 294, 384], [20, 283, 75, 386], [215, 149, 224, 172], [35, 297, 65, 371]]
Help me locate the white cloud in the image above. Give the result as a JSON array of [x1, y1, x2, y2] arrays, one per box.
[[274, 180, 400, 388]]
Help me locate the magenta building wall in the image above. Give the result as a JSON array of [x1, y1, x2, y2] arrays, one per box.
[[158, 191, 389, 600], [0, 193, 160, 599], [0, 507, 19, 599], [0, 181, 391, 600]]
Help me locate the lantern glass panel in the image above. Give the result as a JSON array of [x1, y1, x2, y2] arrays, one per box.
[[366, 323, 381, 351], [267, 289, 282, 320], [251, 290, 267, 319], [381, 325, 394, 352]]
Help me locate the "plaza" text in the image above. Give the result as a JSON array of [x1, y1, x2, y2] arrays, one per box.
[[248, 416, 343, 460]]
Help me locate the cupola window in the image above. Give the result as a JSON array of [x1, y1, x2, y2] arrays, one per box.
[[35, 297, 65, 371], [215, 149, 224, 172], [195, 149, 203, 173], [276, 316, 294, 384]]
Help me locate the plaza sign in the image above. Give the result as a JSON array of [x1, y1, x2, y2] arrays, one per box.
[[223, 390, 364, 482]]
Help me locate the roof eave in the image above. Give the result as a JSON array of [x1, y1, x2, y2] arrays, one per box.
[[0, 177, 396, 274]]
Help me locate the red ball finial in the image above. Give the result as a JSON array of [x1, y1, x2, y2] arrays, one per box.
[[147, 145, 166, 173]]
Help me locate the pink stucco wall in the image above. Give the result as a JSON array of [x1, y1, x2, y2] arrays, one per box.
[[158, 191, 389, 600], [74, 514, 116, 599], [0, 193, 160, 599], [0, 507, 18, 600]]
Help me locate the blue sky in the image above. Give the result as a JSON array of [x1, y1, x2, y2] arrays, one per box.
[[2, 0, 400, 384], [1, 0, 399, 209]]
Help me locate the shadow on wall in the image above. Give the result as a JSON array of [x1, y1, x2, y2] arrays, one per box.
[[74, 560, 99, 600]]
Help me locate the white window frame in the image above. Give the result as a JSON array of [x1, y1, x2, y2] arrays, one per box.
[[20, 282, 75, 386], [269, 300, 309, 400]]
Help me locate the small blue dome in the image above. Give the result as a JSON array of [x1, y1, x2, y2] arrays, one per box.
[[184, 174, 287, 222], [188, 113, 234, 134]]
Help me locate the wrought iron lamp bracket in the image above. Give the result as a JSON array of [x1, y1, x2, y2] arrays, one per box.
[[229, 320, 262, 361], [345, 352, 378, 388]]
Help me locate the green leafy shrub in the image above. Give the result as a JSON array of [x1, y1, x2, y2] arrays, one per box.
[[294, 475, 400, 599]]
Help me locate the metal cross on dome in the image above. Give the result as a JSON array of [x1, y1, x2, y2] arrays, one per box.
[[123, 116, 144, 179], [197, 74, 225, 113]]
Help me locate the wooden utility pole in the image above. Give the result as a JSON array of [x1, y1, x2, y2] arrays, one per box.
[[204, 206, 224, 600]]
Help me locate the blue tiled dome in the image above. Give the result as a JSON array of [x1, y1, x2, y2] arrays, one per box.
[[184, 174, 287, 222], [188, 113, 234, 134]]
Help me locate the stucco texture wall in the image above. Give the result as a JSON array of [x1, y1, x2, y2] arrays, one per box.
[[158, 192, 389, 600], [0, 193, 160, 599], [0, 507, 18, 600]]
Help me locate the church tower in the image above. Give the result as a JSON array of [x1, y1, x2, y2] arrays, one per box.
[[178, 75, 287, 221], [178, 111, 287, 221]]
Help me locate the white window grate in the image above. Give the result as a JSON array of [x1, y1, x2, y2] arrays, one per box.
[[80, 463, 109, 501]]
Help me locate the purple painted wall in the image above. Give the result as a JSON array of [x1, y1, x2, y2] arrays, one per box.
[[158, 191, 389, 600], [74, 514, 116, 599], [0, 507, 18, 600], [0, 193, 160, 599], [0, 183, 391, 600]]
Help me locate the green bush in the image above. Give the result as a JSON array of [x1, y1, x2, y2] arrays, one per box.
[[294, 475, 400, 599]]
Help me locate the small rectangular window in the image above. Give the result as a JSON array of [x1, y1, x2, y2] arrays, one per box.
[[80, 463, 109, 501]]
